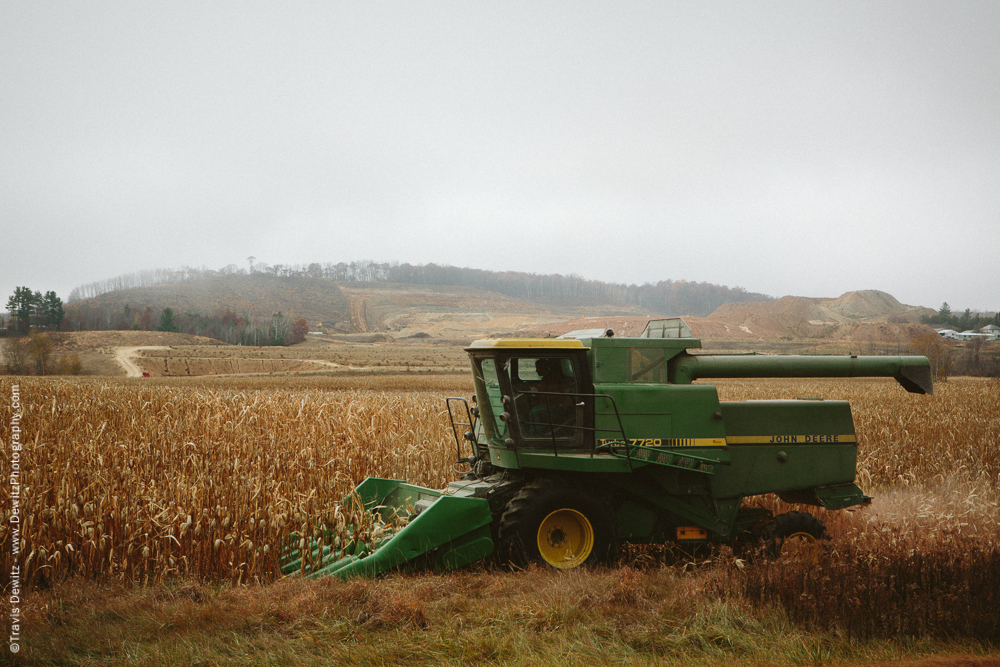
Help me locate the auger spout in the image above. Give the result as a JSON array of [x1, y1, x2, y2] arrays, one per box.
[[669, 353, 933, 394]]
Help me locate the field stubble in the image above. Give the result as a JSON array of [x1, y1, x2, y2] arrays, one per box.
[[1, 375, 998, 645]]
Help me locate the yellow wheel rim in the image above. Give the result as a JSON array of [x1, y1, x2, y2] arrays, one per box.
[[779, 531, 819, 562], [537, 508, 594, 569]]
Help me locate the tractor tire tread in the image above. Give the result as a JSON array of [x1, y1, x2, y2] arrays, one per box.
[[497, 477, 618, 569], [764, 511, 826, 557], [765, 511, 826, 540]]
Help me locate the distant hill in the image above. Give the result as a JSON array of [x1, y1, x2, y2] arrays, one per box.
[[61, 260, 941, 348], [63, 263, 774, 337], [65, 274, 352, 334]]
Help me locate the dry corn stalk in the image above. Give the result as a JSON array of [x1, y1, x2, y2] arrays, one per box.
[[1, 375, 996, 591]]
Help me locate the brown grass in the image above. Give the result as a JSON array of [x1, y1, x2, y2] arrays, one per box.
[[20, 564, 998, 666], [731, 480, 1000, 639]]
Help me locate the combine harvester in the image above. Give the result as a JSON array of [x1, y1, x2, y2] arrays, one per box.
[[281, 319, 933, 578]]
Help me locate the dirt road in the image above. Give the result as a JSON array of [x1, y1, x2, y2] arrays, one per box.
[[113, 346, 170, 377], [349, 297, 370, 333]]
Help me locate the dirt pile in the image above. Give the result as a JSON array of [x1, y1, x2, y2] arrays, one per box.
[[711, 290, 933, 327], [521, 291, 938, 346], [700, 290, 936, 342], [827, 289, 910, 320]]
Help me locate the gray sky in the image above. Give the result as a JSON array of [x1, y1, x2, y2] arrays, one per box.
[[2, 1, 998, 312]]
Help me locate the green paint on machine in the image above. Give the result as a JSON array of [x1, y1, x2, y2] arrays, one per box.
[[282, 319, 933, 579]]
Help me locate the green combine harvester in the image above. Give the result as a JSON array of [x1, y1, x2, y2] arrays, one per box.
[[281, 319, 933, 578]]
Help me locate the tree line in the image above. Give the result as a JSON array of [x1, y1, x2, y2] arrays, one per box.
[[5, 286, 64, 334], [2, 333, 83, 376], [4, 284, 308, 350], [150, 307, 307, 346], [1, 287, 76, 374], [921, 302, 1000, 332], [66, 267, 216, 301], [63, 303, 308, 347], [67, 259, 774, 316]]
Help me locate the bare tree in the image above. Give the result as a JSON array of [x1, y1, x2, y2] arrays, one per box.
[[2, 337, 29, 374], [29, 333, 54, 375]]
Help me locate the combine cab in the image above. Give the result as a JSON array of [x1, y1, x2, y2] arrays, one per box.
[[282, 319, 933, 577]]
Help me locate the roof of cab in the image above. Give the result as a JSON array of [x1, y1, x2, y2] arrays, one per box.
[[466, 338, 587, 350]]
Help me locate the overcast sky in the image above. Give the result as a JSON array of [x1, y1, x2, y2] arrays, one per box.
[[2, 1, 998, 312]]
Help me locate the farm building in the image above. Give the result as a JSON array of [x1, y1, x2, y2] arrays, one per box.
[[936, 327, 999, 341]]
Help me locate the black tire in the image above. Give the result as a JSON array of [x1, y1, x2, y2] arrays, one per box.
[[764, 511, 825, 558], [498, 478, 618, 569]]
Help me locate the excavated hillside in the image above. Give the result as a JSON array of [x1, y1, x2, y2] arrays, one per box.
[[522, 290, 939, 347], [336, 283, 578, 336], [711, 290, 932, 326], [698, 290, 936, 342]]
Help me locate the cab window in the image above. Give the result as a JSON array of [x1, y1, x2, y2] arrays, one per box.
[[510, 356, 579, 440], [475, 357, 507, 441]]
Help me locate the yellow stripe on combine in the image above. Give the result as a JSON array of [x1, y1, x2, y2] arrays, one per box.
[[660, 438, 727, 448], [726, 434, 857, 444], [599, 438, 726, 448]]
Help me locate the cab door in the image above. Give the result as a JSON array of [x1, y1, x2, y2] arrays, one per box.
[[503, 351, 592, 450]]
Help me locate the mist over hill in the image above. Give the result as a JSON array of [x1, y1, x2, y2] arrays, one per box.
[[64, 261, 774, 336]]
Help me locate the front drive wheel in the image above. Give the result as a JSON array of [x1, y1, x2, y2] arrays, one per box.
[[498, 479, 618, 569], [764, 511, 826, 559]]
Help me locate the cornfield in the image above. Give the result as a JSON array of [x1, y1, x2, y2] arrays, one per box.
[[1, 375, 997, 599], [0, 375, 470, 589]]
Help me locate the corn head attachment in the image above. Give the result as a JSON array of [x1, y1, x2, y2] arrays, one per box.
[[280, 477, 494, 579]]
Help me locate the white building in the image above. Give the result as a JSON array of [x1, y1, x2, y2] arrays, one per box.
[[937, 325, 999, 342], [956, 330, 993, 341]]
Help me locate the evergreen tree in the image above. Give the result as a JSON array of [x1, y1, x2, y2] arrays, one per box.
[[157, 308, 179, 332], [43, 291, 64, 330], [5, 287, 41, 334], [958, 308, 972, 331]]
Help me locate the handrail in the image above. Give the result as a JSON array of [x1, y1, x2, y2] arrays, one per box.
[[508, 391, 631, 464], [445, 397, 475, 463]]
